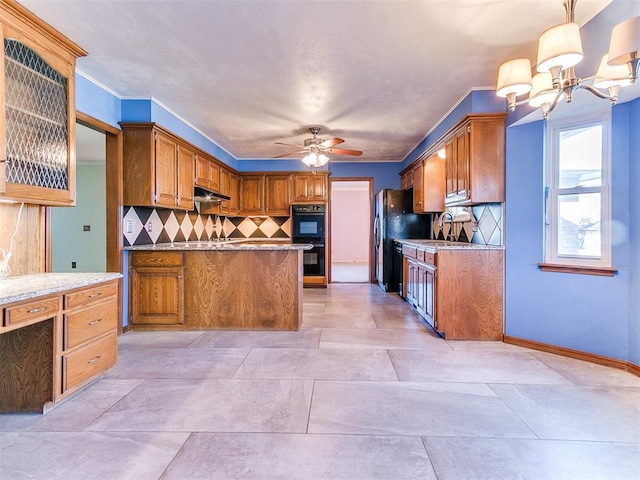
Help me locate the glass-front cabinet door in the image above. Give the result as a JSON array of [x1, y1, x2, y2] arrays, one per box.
[[0, 3, 86, 205]]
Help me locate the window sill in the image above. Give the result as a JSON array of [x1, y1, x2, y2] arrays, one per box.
[[537, 263, 618, 277]]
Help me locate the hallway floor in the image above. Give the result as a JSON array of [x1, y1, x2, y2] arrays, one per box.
[[1, 284, 639, 479]]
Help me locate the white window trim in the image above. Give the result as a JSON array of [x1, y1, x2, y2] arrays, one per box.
[[544, 110, 612, 268]]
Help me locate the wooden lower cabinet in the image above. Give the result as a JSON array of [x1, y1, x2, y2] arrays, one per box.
[[0, 278, 119, 413], [130, 252, 184, 329], [403, 245, 503, 340]]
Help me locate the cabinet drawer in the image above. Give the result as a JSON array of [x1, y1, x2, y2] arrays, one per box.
[[402, 245, 417, 258], [4, 296, 59, 327], [132, 252, 184, 268], [423, 251, 436, 265], [64, 301, 118, 350], [62, 332, 117, 393], [64, 282, 117, 310]]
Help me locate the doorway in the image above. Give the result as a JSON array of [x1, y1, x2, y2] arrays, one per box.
[[329, 178, 373, 283], [50, 123, 107, 272]]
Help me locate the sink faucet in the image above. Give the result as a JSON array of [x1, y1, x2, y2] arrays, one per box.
[[438, 211, 456, 241], [438, 211, 454, 228]]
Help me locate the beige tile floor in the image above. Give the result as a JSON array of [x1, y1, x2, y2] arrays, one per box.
[[1, 283, 639, 479]]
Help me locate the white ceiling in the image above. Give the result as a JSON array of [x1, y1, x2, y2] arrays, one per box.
[[19, 0, 615, 162], [76, 124, 106, 164]]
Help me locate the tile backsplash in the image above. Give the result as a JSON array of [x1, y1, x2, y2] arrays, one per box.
[[123, 206, 291, 246], [432, 203, 503, 246]]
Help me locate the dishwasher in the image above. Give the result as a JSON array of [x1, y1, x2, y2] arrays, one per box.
[[393, 241, 405, 298]]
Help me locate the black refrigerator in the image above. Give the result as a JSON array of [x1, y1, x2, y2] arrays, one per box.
[[374, 189, 431, 292]]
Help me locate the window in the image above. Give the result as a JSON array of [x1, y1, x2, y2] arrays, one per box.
[[545, 112, 611, 268]]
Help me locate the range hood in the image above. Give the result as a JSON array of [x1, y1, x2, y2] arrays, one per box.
[[193, 186, 230, 203]]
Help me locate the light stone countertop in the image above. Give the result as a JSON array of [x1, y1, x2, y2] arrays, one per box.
[[0, 272, 123, 306], [125, 239, 313, 251], [395, 239, 505, 252]]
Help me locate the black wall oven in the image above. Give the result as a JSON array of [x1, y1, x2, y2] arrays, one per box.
[[292, 204, 325, 277]]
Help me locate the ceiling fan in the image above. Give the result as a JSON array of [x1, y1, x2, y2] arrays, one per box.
[[274, 127, 362, 167]]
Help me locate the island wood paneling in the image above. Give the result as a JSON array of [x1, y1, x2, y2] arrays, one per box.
[[436, 249, 504, 340], [0, 203, 43, 276], [0, 319, 53, 412], [184, 250, 301, 330]]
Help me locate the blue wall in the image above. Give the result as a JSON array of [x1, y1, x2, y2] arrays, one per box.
[[75, 73, 121, 128], [504, 112, 633, 360], [501, 0, 640, 363], [629, 98, 640, 365]]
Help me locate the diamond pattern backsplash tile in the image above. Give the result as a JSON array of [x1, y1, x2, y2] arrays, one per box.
[[433, 203, 503, 246], [122, 206, 292, 246]]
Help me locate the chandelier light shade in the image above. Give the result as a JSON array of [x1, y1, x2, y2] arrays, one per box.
[[594, 54, 632, 88], [496, 59, 533, 97], [495, 0, 640, 121], [608, 16, 640, 66], [536, 23, 583, 73], [528, 73, 557, 108]]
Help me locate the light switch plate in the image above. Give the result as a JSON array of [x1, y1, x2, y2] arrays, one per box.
[[126, 220, 133, 234]]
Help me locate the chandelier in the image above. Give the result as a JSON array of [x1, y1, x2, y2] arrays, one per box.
[[496, 0, 640, 120]]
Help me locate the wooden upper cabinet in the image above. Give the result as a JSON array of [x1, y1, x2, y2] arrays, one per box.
[[412, 162, 424, 212], [176, 144, 194, 210], [240, 174, 265, 215], [214, 168, 239, 216], [292, 173, 327, 202], [209, 162, 220, 192], [0, 1, 87, 206], [194, 153, 220, 194], [400, 170, 413, 190], [154, 131, 178, 208], [194, 153, 210, 189], [422, 153, 445, 213], [121, 123, 195, 211], [444, 113, 506, 206], [229, 173, 239, 214], [265, 175, 291, 216]]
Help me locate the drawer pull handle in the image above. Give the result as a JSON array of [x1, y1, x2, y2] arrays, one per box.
[[88, 293, 102, 298], [26, 307, 46, 314], [87, 355, 102, 364], [88, 318, 103, 326]]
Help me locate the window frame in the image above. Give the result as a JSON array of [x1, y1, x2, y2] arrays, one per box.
[[544, 110, 612, 269]]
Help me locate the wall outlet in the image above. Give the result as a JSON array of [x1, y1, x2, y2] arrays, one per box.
[[126, 220, 133, 234], [147, 221, 152, 233], [71, 261, 77, 268]]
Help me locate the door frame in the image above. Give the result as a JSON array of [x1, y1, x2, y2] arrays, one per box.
[[45, 111, 124, 332], [328, 177, 374, 283]]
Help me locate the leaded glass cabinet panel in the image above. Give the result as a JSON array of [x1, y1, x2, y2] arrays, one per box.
[[0, 1, 86, 205]]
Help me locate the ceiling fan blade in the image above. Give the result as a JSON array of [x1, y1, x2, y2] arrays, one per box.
[[327, 147, 363, 156], [273, 150, 305, 158], [319, 137, 345, 148], [275, 142, 304, 148]]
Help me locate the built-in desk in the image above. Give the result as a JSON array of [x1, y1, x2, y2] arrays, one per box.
[[0, 273, 121, 413]]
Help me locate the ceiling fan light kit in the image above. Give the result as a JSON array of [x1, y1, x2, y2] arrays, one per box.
[[496, 0, 640, 120], [274, 126, 362, 169]]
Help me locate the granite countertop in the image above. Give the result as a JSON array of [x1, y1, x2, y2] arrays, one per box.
[[125, 239, 312, 251], [395, 239, 505, 251], [0, 272, 123, 306]]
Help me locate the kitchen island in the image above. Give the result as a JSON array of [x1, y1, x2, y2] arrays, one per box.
[[126, 241, 311, 331]]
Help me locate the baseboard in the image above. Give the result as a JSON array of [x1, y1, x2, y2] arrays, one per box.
[[628, 361, 640, 377], [503, 335, 639, 377]]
